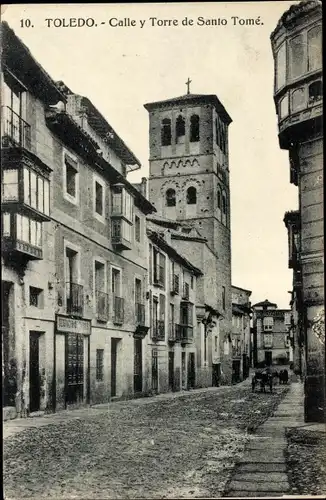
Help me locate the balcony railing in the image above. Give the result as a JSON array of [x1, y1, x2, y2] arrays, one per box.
[[180, 324, 193, 343], [152, 320, 165, 341], [1, 106, 31, 150], [96, 290, 109, 322], [154, 266, 165, 286], [136, 303, 145, 325], [232, 346, 242, 358], [66, 282, 84, 317], [113, 296, 124, 324], [171, 274, 179, 295]]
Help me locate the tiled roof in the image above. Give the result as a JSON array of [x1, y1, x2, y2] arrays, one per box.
[[144, 93, 232, 124]]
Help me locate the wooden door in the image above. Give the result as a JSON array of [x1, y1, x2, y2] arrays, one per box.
[[66, 333, 84, 406], [168, 351, 174, 391], [187, 352, 195, 389], [29, 332, 40, 412], [134, 338, 143, 393], [111, 339, 118, 397]]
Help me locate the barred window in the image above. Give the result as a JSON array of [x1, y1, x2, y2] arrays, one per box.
[[96, 349, 104, 381]]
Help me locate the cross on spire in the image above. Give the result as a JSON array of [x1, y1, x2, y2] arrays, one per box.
[[185, 77, 192, 95]]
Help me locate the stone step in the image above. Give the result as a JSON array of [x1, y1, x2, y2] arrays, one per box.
[[227, 480, 289, 493], [238, 454, 285, 464], [236, 463, 287, 473], [226, 490, 282, 497], [233, 472, 288, 483]]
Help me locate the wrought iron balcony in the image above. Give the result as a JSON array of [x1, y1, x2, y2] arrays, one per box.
[[66, 282, 84, 317], [180, 324, 193, 343], [136, 303, 145, 325], [232, 346, 242, 359], [1, 106, 31, 150], [96, 290, 109, 322], [152, 320, 165, 341], [171, 274, 179, 295], [113, 296, 124, 324], [153, 266, 165, 287]]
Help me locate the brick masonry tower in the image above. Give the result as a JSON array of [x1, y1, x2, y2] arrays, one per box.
[[271, 0, 324, 422], [144, 88, 233, 383]]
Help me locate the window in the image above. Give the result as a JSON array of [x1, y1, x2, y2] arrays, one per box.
[[264, 333, 273, 348], [2, 169, 18, 201], [291, 88, 305, 112], [176, 115, 185, 143], [190, 115, 200, 142], [112, 219, 132, 243], [29, 287, 43, 308], [135, 215, 141, 242], [214, 336, 218, 352], [112, 268, 121, 297], [94, 260, 105, 292], [180, 302, 193, 326], [279, 94, 289, 119], [222, 194, 227, 214], [2, 213, 11, 236], [263, 316, 274, 331], [16, 214, 42, 248], [289, 35, 305, 80], [23, 167, 50, 215], [307, 25, 322, 72], [166, 188, 176, 207], [96, 349, 104, 381], [275, 42, 286, 89], [94, 176, 105, 219], [217, 190, 221, 209], [161, 118, 172, 146], [159, 294, 165, 322], [222, 286, 226, 310], [308, 80, 322, 104], [112, 187, 133, 222], [153, 248, 166, 286], [64, 153, 78, 202], [190, 276, 194, 290], [186, 186, 197, 205]]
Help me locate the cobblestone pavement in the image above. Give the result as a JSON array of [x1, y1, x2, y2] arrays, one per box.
[[4, 382, 289, 499]]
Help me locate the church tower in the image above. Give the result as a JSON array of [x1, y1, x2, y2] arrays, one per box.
[[144, 86, 232, 279]]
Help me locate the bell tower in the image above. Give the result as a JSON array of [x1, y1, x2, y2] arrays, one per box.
[[144, 89, 232, 260]]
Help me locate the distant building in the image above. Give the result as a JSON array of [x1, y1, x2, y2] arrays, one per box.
[[146, 222, 202, 393], [271, 0, 324, 422], [231, 286, 252, 382], [252, 300, 291, 367]]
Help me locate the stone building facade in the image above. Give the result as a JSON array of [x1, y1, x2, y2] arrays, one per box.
[[252, 300, 291, 367], [145, 221, 202, 394], [271, 0, 324, 422], [231, 285, 252, 382], [144, 92, 233, 384], [1, 21, 156, 419]]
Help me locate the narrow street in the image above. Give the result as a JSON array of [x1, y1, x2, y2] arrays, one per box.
[[4, 382, 289, 499]]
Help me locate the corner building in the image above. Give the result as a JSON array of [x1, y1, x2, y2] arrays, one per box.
[[271, 0, 324, 422], [144, 93, 233, 383]]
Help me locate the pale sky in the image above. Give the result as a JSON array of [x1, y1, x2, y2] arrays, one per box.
[[3, 2, 299, 308]]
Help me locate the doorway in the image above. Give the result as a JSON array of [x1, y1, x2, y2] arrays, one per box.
[[29, 332, 41, 412], [212, 363, 221, 387], [181, 352, 186, 390], [134, 338, 143, 393], [152, 349, 158, 392], [265, 351, 272, 366], [111, 338, 119, 397], [168, 351, 174, 391], [66, 333, 84, 406], [187, 352, 195, 389]]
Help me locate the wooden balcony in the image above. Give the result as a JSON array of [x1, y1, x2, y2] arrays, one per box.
[[1, 106, 31, 150], [66, 282, 84, 317], [180, 325, 193, 344]]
